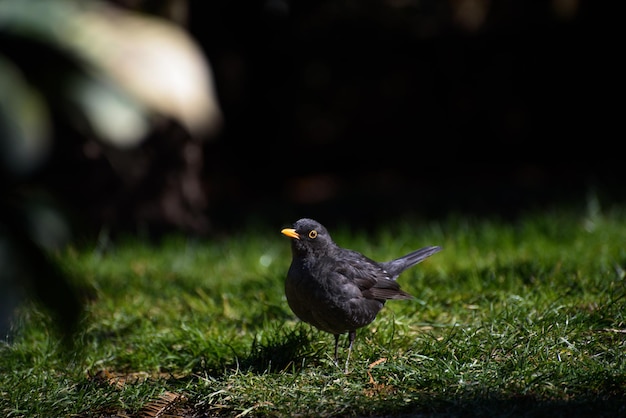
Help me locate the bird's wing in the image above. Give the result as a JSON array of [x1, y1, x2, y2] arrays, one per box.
[[337, 250, 413, 300], [364, 279, 413, 300]]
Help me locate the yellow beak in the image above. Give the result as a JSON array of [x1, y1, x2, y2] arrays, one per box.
[[281, 228, 300, 239]]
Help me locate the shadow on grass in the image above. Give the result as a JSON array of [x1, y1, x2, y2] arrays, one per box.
[[188, 323, 324, 377], [384, 394, 626, 418], [235, 323, 325, 374], [355, 368, 626, 417]]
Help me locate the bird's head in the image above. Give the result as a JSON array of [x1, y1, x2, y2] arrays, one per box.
[[281, 218, 335, 257]]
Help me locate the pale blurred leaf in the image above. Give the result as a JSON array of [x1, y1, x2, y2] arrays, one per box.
[[0, 0, 222, 145]]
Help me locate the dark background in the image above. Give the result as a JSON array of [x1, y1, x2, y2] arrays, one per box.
[[9, 0, 625, 237], [192, 0, 622, 231]]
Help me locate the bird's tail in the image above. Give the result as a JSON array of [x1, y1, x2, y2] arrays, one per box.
[[381, 245, 442, 279]]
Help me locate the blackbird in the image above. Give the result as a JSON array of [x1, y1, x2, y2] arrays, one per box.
[[281, 218, 441, 370]]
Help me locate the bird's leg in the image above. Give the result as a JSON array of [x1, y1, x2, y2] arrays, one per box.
[[344, 330, 356, 373], [333, 334, 340, 366]]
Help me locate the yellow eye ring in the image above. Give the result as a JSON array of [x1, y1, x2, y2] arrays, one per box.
[[308, 230, 318, 239]]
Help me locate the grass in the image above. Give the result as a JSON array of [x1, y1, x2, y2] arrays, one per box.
[[1, 205, 625, 417]]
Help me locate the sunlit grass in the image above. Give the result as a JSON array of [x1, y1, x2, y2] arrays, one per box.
[[1, 206, 625, 417]]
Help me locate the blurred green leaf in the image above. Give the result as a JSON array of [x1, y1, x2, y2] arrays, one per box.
[[0, 197, 80, 342], [69, 75, 150, 148], [0, 54, 51, 177]]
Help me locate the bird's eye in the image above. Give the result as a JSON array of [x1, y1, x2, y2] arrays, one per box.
[[308, 230, 318, 239]]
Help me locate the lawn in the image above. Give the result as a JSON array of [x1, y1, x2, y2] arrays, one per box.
[[1, 205, 625, 417]]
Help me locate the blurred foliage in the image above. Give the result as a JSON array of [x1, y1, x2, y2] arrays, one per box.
[[0, 0, 222, 339]]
